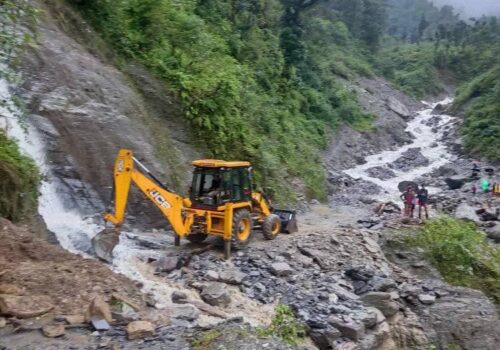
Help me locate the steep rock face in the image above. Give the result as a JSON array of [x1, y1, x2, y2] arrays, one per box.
[[19, 0, 199, 221], [324, 78, 422, 173]]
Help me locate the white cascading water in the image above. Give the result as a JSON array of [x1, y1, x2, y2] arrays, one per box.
[[344, 98, 457, 202]]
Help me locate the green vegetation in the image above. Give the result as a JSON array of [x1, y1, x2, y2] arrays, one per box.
[[257, 304, 305, 346], [0, 1, 40, 222], [191, 329, 222, 350], [66, 0, 385, 203], [0, 132, 39, 222], [408, 217, 500, 304]]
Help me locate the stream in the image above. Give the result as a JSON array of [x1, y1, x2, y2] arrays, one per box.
[[344, 98, 457, 202]]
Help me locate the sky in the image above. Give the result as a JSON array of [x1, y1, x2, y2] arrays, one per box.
[[432, 0, 500, 18]]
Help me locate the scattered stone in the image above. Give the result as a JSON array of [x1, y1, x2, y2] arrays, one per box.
[[0, 295, 54, 319], [171, 291, 188, 303], [269, 262, 294, 277], [205, 270, 219, 281], [366, 166, 396, 180], [369, 276, 396, 292], [386, 96, 411, 118], [418, 294, 436, 305], [64, 315, 85, 325], [218, 269, 246, 285], [328, 316, 365, 341], [360, 292, 399, 317], [309, 327, 341, 350], [362, 307, 385, 328], [42, 324, 65, 338], [172, 304, 200, 321], [85, 296, 113, 324], [127, 320, 154, 340], [200, 283, 231, 307], [91, 318, 110, 331], [112, 303, 140, 323], [0, 284, 23, 295], [330, 284, 360, 301], [156, 256, 178, 273]]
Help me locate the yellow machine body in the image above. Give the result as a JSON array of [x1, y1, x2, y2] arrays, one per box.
[[96, 149, 294, 260]]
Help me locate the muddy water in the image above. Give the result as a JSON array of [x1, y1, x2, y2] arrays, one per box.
[[344, 98, 457, 202]]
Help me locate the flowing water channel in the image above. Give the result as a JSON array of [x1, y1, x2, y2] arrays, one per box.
[[344, 98, 457, 202], [1, 76, 458, 311]]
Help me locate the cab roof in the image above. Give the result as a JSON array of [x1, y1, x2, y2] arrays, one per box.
[[192, 159, 251, 168]]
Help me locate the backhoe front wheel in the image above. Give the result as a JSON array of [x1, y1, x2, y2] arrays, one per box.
[[262, 214, 281, 240], [230, 209, 253, 251]]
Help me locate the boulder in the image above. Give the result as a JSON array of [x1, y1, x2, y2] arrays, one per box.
[[127, 320, 154, 340], [387, 96, 411, 118], [91, 318, 110, 331], [369, 276, 396, 292], [445, 177, 465, 190], [0, 284, 23, 295], [362, 307, 385, 329], [171, 291, 188, 303], [155, 256, 178, 273], [171, 304, 200, 321], [269, 262, 294, 277], [0, 317, 6, 328], [309, 327, 341, 350], [200, 283, 231, 307], [360, 292, 399, 317], [418, 294, 436, 305], [64, 315, 85, 325], [85, 296, 113, 323], [0, 295, 53, 319], [328, 316, 365, 341], [205, 270, 219, 281], [42, 324, 65, 338], [218, 269, 246, 285]]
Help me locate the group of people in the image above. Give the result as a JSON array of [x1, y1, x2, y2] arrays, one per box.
[[400, 184, 429, 219], [471, 163, 499, 196]]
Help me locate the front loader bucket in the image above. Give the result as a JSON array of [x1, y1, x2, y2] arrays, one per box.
[[91, 228, 121, 263], [272, 209, 298, 234]]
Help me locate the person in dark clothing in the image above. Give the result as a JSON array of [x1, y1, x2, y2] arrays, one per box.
[[472, 163, 480, 178], [417, 184, 429, 219]]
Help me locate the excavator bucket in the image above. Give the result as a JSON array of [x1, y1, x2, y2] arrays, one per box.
[[91, 228, 121, 263], [272, 209, 298, 234]]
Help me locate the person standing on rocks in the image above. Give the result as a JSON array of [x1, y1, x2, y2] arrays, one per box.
[[481, 178, 490, 193], [401, 186, 416, 218], [417, 185, 429, 219]]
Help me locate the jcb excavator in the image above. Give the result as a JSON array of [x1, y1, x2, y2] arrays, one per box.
[[92, 149, 298, 262]]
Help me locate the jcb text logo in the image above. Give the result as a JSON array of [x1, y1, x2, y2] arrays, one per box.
[[150, 190, 170, 209]]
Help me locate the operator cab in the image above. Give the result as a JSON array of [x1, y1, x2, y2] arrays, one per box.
[[190, 159, 253, 207]]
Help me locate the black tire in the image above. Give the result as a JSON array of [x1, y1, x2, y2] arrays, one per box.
[[186, 232, 208, 243], [262, 214, 281, 240], [230, 209, 253, 250]]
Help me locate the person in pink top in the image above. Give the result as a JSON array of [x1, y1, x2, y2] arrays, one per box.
[[400, 186, 416, 218]]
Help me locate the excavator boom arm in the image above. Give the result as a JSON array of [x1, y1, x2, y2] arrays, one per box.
[[104, 149, 192, 237]]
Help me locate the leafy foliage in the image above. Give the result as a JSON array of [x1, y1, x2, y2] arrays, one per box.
[[67, 0, 378, 203], [257, 304, 306, 346], [0, 132, 39, 222], [408, 217, 500, 304]]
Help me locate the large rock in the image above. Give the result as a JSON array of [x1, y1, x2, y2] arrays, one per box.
[[42, 324, 65, 338], [156, 256, 179, 273], [218, 269, 246, 285], [445, 177, 465, 190], [386, 96, 411, 118], [0, 317, 6, 328], [328, 316, 365, 341], [127, 320, 154, 340], [269, 262, 294, 277], [309, 327, 341, 350], [200, 283, 231, 307], [0, 295, 54, 318], [360, 292, 399, 317], [85, 296, 112, 323], [171, 304, 200, 321], [0, 284, 23, 295], [418, 294, 436, 305], [64, 315, 85, 325]]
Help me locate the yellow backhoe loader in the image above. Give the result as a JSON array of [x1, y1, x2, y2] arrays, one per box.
[[92, 149, 298, 262]]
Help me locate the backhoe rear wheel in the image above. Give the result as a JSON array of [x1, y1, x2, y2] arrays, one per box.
[[262, 214, 281, 240], [186, 232, 208, 243], [230, 209, 253, 250]]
